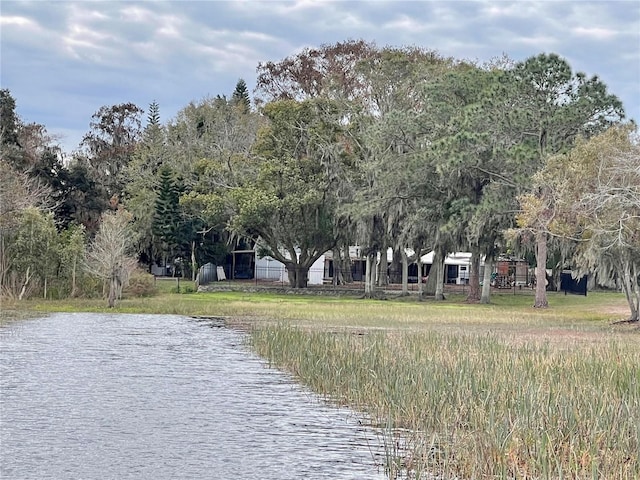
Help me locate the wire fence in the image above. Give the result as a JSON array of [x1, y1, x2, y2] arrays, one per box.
[[199, 264, 536, 295]]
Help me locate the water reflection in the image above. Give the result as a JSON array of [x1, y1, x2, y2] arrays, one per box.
[[1, 313, 386, 479]]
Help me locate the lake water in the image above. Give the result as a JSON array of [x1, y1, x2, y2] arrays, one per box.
[[0, 313, 387, 479]]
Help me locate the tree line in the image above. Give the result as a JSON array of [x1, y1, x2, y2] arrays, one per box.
[[1, 40, 638, 318]]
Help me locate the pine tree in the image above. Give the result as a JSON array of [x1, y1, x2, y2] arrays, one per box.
[[152, 166, 184, 272], [231, 79, 250, 112], [147, 100, 160, 126], [0, 89, 20, 148]]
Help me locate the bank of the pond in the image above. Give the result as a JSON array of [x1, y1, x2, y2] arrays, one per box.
[[0, 303, 43, 326], [18, 289, 637, 341]]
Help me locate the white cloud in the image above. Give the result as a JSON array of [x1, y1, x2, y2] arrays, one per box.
[[383, 14, 427, 33], [571, 26, 618, 40], [481, 1, 547, 19], [229, 0, 321, 16], [0, 15, 39, 28], [512, 34, 559, 49], [119, 5, 152, 23], [62, 24, 114, 60]]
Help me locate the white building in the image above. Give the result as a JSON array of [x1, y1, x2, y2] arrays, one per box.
[[420, 251, 472, 285], [323, 248, 474, 285], [254, 252, 326, 285]]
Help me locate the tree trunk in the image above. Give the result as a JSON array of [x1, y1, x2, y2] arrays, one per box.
[[287, 264, 296, 287], [416, 256, 424, 300], [115, 274, 124, 300], [534, 231, 549, 308], [620, 260, 639, 321], [18, 266, 31, 301], [286, 263, 309, 288], [296, 268, 308, 288], [191, 241, 197, 282], [377, 249, 388, 287], [481, 256, 493, 304], [434, 255, 445, 301], [339, 248, 353, 284], [633, 262, 640, 322], [332, 248, 343, 286], [364, 253, 374, 298], [71, 257, 77, 297], [108, 277, 117, 308], [425, 252, 442, 298], [466, 248, 481, 303], [390, 247, 402, 285], [401, 249, 409, 296], [434, 258, 444, 301], [43, 276, 47, 299], [424, 253, 437, 296], [343, 254, 353, 283], [552, 265, 561, 292]]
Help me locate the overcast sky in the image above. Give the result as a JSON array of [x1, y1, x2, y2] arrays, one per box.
[[2, 0, 639, 155]]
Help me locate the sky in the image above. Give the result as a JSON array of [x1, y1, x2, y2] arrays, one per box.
[[1, 0, 639, 155]]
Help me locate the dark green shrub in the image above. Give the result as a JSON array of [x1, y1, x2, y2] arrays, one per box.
[[78, 276, 104, 298], [169, 283, 196, 294]]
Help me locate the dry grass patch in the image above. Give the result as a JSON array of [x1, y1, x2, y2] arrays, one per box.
[[250, 324, 639, 479]]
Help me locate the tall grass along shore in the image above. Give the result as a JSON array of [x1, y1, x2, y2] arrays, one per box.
[[250, 325, 639, 479]]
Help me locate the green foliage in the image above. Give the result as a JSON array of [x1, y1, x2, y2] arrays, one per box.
[[124, 187, 157, 265], [0, 88, 20, 148], [80, 103, 144, 199], [57, 223, 86, 297], [152, 166, 184, 258], [58, 157, 109, 234], [228, 98, 347, 287], [74, 275, 104, 298], [162, 92, 263, 269], [147, 100, 161, 126], [466, 53, 628, 307], [3, 45, 634, 307], [3, 207, 59, 299], [168, 283, 196, 294], [535, 125, 640, 319], [231, 78, 250, 112]]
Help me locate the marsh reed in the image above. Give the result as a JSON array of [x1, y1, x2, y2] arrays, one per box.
[[251, 325, 639, 479]]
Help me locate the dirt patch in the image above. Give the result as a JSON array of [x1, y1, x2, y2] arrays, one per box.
[[600, 304, 634, 319], [505, 328, 640, 349]]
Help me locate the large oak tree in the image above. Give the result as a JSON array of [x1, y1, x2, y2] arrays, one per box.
[[228, 99, 348, 288]]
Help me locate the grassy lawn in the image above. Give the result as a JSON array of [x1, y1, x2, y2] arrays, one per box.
[[12, 286, 635, 341], [4, 286, 638, 478]]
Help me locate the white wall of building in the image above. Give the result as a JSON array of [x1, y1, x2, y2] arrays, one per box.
[[255, 253, 326, 285], [255, 255, 283, 281]]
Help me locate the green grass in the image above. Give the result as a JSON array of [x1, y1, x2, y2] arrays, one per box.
[[11, 289, 624, 317], [11, 289, 635, 341]]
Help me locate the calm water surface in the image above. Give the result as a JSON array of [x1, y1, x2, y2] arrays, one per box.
[[1, 313, 387, 479]]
